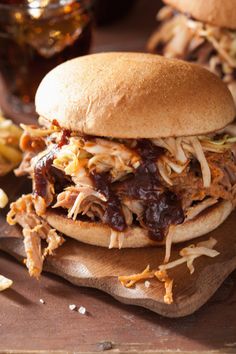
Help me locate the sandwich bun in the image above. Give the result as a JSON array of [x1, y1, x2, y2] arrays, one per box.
[[163, 0, 236, 30], [45, 200, 233, 248], [35, 52, 235, 138]]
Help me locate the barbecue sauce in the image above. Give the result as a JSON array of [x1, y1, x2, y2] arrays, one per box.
[[34, 130, 71, 198], [90, 139, 184, 241], [90, 172, 126, 232], [119, 139, 184, 240], [58, 129, 71, 148], [34, 147, 58, 198]]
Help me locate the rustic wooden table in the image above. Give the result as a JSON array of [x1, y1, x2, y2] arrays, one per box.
[[0, 1, 236, 353]]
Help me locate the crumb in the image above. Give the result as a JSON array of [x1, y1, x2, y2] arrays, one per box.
[[97, 341, 113, 351], [144, 280, 150, 288], [39, 299, 45, 304], [78, 306, 86, 315], [69, 304, 77, 311], [0, 275, 13, 291]]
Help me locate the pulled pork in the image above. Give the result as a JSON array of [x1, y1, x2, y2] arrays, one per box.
[[7, 121, 236, 277], [7, 194, 64, 278], [147, 6, 236, 102]]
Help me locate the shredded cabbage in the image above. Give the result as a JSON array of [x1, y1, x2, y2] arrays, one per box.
[[20, 123, 59, 137], [189, 137, 211, 188], [53, 136, 140, 183], [198, 135, 236, 154], [159, 237, 219, 274], [109, 229, 125, 249]]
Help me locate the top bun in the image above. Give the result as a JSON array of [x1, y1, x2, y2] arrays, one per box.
[[36, 52, 235, 139], [164, 0, 236, 29]]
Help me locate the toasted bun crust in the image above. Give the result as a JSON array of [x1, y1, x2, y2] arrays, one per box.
[[45, 201, 233, 248], [164, 0, 236, 29], [35, 52, 235, 139]]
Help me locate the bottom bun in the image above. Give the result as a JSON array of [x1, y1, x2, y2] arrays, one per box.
[[45, 200, 233, 248]]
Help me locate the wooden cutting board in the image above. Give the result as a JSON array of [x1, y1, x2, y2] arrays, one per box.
[[1, 171, 236, 318]]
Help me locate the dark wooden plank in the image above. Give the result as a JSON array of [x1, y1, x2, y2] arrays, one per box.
[[0, 251, 236, 353]]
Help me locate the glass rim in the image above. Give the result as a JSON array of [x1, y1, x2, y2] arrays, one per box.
[[0, 0, 92, 11]]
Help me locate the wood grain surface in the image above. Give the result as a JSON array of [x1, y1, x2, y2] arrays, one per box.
[[1, 208, 236, 319], [1, 249, 236, 353], [1, 0, 236, 352]]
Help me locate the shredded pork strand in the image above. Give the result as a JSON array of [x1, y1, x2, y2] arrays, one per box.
[[186, 197, 218, 220], [118, 265, 174, 304], [159, 237, 219, 274], [118, 237, 219, 304], [7, 194, 64, 278], [109, 229, 125, 249], [54, 186, 107, 221], [23, 226, 43, 277], [155, 270, 173, 305], [67, 186, 106, 220], [118, 265, 155, 288]]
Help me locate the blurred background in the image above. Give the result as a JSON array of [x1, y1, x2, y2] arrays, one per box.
[[0, 0, 162, 122]]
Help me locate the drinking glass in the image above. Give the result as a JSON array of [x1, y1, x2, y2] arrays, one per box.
[[0, 0, 92, 120]]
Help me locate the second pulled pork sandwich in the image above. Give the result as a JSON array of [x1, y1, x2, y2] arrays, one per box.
[[147, 0, 236, 103], [7, 52, 236, 278]]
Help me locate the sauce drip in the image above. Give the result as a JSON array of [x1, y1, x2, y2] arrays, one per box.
[[34, 129, 71, 198], [34, 147, 58, 198], [90, 172, 126, 232], [58, 129, 71, 148]]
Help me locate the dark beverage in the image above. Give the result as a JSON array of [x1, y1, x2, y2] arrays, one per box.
[[94, 0, 136, 26], [0, 0, 92, 117]]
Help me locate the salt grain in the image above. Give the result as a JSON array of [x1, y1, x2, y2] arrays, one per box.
[[0, 275, 13, 291], [39, 299, 45, 304], [144, 280, 150, 288], [78, 306, 86, 315], [97, 341, 113, 351], [69, 304, 77, 311]]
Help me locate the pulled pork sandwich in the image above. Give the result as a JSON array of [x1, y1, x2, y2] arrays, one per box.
[[7, 52, 236, 279], [147, 0, 236, 103]]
